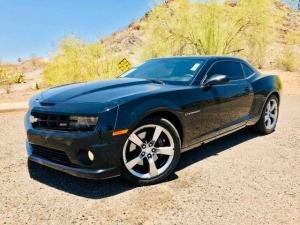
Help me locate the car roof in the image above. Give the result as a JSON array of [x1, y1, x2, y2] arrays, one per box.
[[152, 55, 246, 63]]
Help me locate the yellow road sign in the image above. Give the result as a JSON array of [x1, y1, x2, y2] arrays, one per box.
[[118, 58, 132, 72]]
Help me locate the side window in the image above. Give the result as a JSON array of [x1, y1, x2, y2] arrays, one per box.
[[241, 63, 255, 77], [207, 61, 244, 80]]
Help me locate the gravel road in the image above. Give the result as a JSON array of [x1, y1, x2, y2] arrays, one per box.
[[0, 94, 299, 225]]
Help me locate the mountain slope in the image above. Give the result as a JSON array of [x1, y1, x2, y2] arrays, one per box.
[[102, 0, 300, 67]]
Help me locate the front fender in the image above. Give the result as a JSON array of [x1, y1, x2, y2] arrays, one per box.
[[115, 96, 182, 130]]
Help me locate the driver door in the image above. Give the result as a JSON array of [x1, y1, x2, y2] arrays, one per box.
[[202, 60, 253, 136], [185, 60, 253, 145]]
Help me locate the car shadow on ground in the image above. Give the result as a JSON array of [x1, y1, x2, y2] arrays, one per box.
[[28, 128, 259, 199], [176, 128, 259, 172]]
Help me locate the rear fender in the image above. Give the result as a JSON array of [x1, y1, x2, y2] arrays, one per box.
[[248, 74, 281, 123]]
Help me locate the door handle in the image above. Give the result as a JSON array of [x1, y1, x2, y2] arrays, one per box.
[[244, 87, 251, 93]]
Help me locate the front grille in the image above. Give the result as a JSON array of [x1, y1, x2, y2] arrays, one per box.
[[31, 112, 70, 131], [30, 112, 96, 131], [31, 145, 71, 166]]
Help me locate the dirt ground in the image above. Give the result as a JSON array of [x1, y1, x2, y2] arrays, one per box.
[[0, 93, 299, 225]]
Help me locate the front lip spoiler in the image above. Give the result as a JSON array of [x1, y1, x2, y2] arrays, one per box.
[[29, 155, 120, 180]]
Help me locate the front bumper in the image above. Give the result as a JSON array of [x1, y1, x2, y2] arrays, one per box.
[[28, 148, 119, 179], [26, 138, 122, 179], [25, 110, 126, 180]]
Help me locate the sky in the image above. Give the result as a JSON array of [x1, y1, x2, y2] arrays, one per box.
[[0, 0, 298, 63], [0, 0, 158, 62]]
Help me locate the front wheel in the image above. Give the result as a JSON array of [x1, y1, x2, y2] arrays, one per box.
[[121, 117, 181, 185], [254, 95, 279, 134]]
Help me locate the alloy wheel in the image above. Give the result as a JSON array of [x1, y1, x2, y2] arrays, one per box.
[[122, 124, 175, 179], [264, 98, 278, 130]]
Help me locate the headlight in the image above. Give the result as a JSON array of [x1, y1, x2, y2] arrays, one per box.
[[69, 116, 99, 130], [28, 94, 40, 108]]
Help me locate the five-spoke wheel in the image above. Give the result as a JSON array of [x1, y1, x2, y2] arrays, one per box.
[[121, 118, 180, 185], [254, 95, 279, 134], [264, 98, 278, 130]]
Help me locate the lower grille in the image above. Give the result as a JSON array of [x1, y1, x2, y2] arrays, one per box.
[[31, 145, 71, 166]]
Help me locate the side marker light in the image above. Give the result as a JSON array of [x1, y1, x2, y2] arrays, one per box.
[[112, 129, 129, 136]]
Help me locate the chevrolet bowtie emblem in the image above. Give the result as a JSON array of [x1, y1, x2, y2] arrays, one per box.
[[29, 115, 38, 123]]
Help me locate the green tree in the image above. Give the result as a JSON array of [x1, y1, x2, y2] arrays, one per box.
[[140, 0, 281, 68], [43, 37, 122, 86]]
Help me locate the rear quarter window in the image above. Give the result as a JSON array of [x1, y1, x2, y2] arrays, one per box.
[[241, 63, 255, 77]]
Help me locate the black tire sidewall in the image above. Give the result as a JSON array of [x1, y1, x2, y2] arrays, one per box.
[[256, 95, 279, 134], [120, 117, 181, 185]]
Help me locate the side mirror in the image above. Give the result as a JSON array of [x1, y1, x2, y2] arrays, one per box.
[[202, 74, 229, 89]]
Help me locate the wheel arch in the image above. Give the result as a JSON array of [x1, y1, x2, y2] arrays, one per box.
[[269, 91, 280, 105], [257, 90, 280, 121], [136, 110, 184, 147]]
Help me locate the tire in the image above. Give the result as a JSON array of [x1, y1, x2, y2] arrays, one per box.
[[121, 117, 181, 185], [254, 95, 279, 134]]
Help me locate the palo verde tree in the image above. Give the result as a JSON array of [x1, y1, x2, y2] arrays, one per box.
[[43, 37, 122, 86], [141, 0, 281, 68]]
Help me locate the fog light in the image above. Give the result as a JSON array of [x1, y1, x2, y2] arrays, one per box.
[[88, 150, 94, 161], [78, 149, 95, 165]]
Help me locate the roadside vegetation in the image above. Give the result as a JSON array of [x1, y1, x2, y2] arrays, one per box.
[[0, 56, 45, 94], [140, 0, 290, 69], [0, 64, 25, 94], [43, 37, 122, 86], [277, 29, 300, 71], [41, 0, 300, 86]]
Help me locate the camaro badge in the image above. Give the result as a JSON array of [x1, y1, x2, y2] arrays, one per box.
[[185, 110, 201, 116]]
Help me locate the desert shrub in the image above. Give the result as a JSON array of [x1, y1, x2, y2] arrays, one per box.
[[14, 72, 25, 83], [285, 30, 300, 45], [0, 66, 15, 93], [279, 47, 299, 71], [278, 28, 300, 71], [43, 37, 122, 86], [238, 0, 279, 68], [33, 82, 40, 90], [0, 64, 29, 93]]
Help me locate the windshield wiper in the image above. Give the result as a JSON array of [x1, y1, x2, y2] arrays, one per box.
[[147, 79, 164, 84]]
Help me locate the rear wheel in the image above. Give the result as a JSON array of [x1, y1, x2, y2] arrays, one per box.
[[121, 117, 181, 185], [254, 95, 279, 134]]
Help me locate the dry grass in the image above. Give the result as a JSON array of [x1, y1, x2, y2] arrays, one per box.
[[279, 48, 299, 72]]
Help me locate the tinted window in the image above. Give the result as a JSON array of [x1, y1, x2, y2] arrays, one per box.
[[207, 61, 244, 80], [241, 63, 255, 77], [121, 58, 206, 83]]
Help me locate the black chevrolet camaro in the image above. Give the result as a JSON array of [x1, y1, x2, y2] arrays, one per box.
[[25, 56, 281, 185]]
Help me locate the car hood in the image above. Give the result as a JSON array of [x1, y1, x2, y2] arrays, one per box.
[[39, 78, 165, 106]]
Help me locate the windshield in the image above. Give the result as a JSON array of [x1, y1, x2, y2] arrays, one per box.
[[120, 58, 206, 83]]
